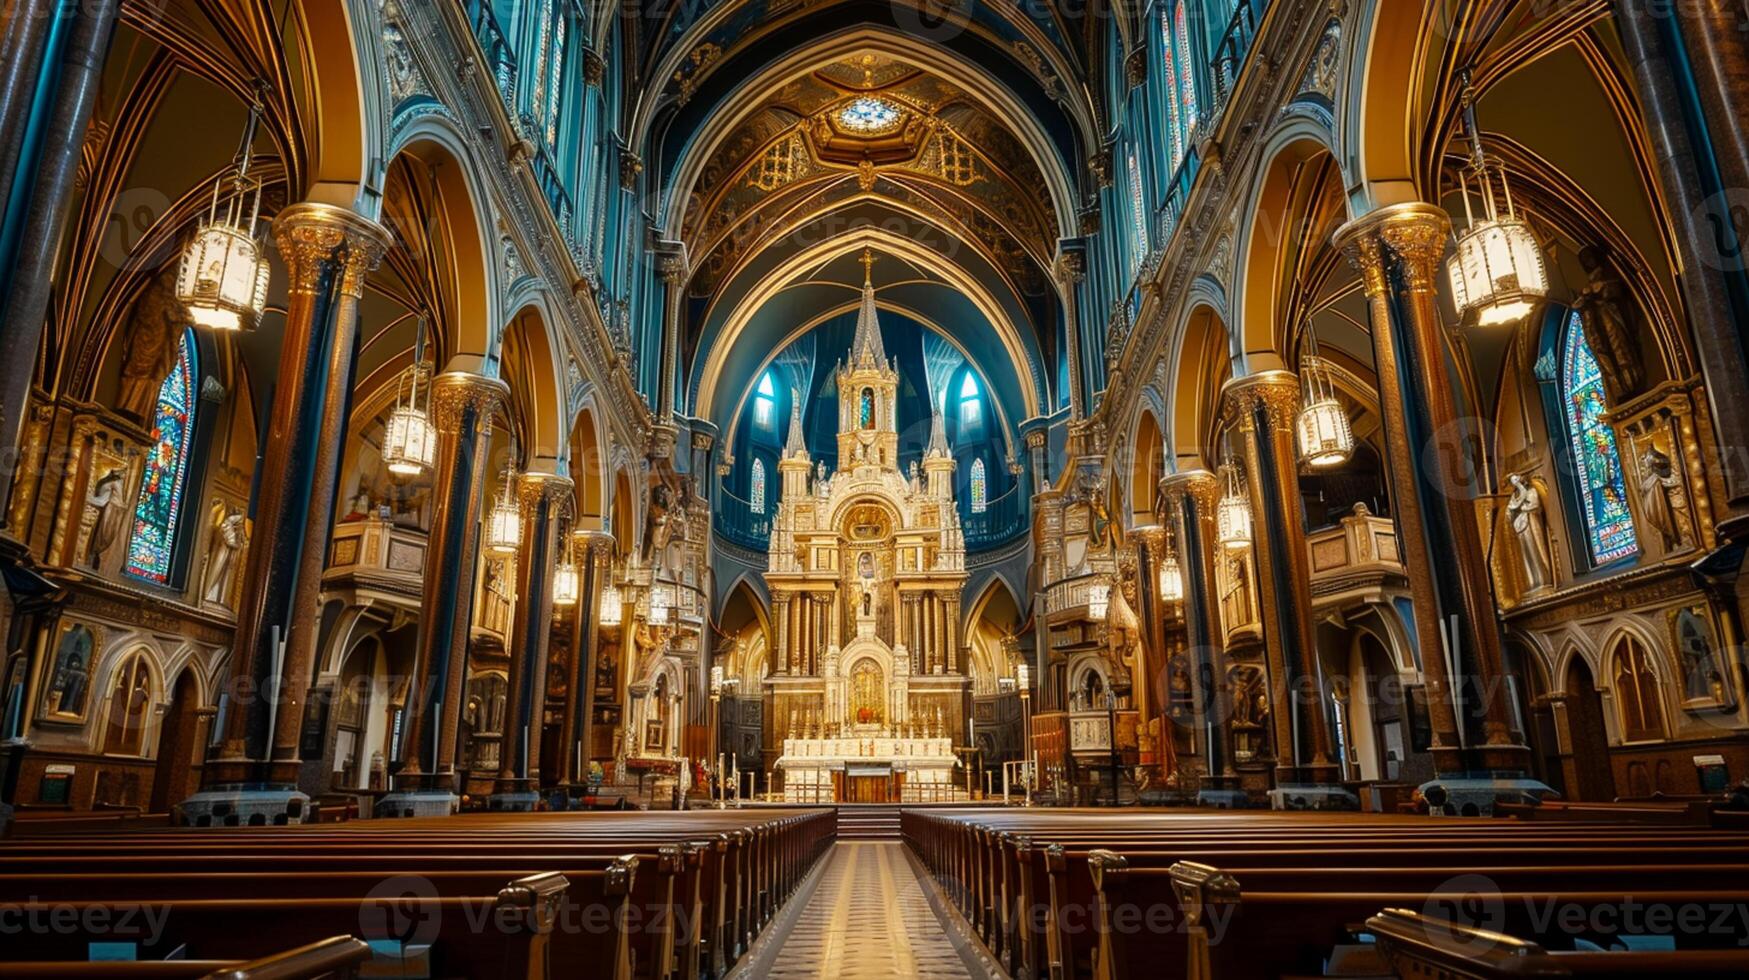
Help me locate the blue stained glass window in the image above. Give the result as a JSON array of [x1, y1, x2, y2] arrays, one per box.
[[1127, 152, 1148, 258], [1562, 310, 1638, 565], [544, 11, 566, 147], [859, 388, 875, 429], [754, 373, 775, 427], [1161, 3, 1199, 170], [958, 372, 980, 428], [750, 459, 767, 514], [840, 97, 900, 132], [125, 329, 197, 584], [970, 458, 987, 514]]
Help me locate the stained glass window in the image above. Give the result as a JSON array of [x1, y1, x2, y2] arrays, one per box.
[[1160, 11, 1185, 166], [970, 458, 987, 514], [532, 0, 552, 133], [859, 388, 875, 429], [1562, 310, 1638, 565], [1161, 2, 1199, 170], [750, 459, 767, 514], [1127, 152, 1148, 258], [755, 372, 775, 428], [125, 329, 197, 584], [544, 11, 566, 147], [1173, 4, 1198, 139]]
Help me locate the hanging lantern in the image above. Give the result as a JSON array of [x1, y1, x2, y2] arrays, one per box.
[[598, 580, 623, 627], [1016, 662, 1031, 691], [710, 665, 724, 696], [1296, 351, 1353, 469], [1087, 582, 1110, 622], [1158, 551, 1184, 604], [1445, 76, 1547, 328], [485, 468, 521, 554], [382, 317, 436, 478], [177, 99, 270, 332], [552, 540, 580, 607], [649, 581, 673, 626], [1216, 460, 1252, 552]]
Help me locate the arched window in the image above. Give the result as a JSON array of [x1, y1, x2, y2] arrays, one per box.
[[1126, 151, 1148, 259], [754, 372, 775, 428], [970, 458, 988, 514], [101, 654, 154, 757], [1561, 310, 1638, 565], [957, 371, 981, 430], [530, 0, 566, 149], [859, 388, 875, 429], [1610, 636, 1664, 742], [125, 329, 197, 585], [1160, 2, 1200, 171], [750, 458, 767, 514]]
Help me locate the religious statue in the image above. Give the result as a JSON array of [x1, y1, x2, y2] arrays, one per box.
[[815, 460, 828, 495], [907, 460, 920, 493], [83, 467, 129, 570], [1673, 607, 1723, 703], [115, 267, 188, 422], [1636, 443, 1693, 552], [201, 503, 248, 607], [1505, 473, 1553, 592], [1573, 245, 1645, 404], [43, 625, 94, 718]]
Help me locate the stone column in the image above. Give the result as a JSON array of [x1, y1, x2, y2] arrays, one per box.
[[1054, 253, 1087, 423], [1161, 470, 1236, 789], [560, 531, 612, 792], [1335, 204, 1528, 773], [496, 471, 573, 802], [944, 591, 961, 674], [813, 593, 829, 674], [1026, 430, 1049, 496], [1614, 1, 1749, 519], [0, 0, 117, 485], [209, 204, 391, 789], [1334, 222, 1465, 775], [655, 246, 687, 421], [773, 591, 792, 675], [1223, 371, 1339, 787], [390, 372, 508, 801]]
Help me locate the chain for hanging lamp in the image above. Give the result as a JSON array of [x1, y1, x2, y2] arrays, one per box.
[[1446, 72, 1547, 327], [177, 96, 270, 332]]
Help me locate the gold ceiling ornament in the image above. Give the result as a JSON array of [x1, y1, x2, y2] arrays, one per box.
[[1295, 325, 1353, 469], [177, 95, 270, 332], [1446, 71, 1548, 328]]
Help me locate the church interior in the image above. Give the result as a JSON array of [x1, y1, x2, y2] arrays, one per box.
[[2, 0, 1749, 975]]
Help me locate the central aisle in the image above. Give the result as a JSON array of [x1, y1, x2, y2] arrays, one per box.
[[735, 841, 997, 979]]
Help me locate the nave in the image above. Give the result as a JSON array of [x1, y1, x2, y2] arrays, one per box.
[[3, 802, 1749, 977]]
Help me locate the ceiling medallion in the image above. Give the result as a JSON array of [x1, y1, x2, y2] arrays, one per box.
[[839, 96, 902, 134]]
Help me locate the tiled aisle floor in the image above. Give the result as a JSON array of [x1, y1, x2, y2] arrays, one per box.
[[736, 841, 998, 979]]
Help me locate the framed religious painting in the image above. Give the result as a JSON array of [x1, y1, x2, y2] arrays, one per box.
[[644, 719, 665, 752], [1668, 602, 1735, 711], [40, 621, 100, 724]]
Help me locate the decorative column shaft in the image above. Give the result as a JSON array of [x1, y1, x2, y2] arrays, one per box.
[[394, 372, 509, 792], [945, 591, 961, 674], [1223, 371, 1339, 785], [498, 471, 573, 793], [1614, 1, 1749, 517], [1054, 253, 1087, 422], [0, 0, 116, 487], [1337, 203, 1526, 771], [774, 591, 792, 675], [656, 248, 687, 421], [560, 532, 612, 789], [1335, 220, 1465, 774], [1161, 470, 1234, 786], [211, 204, 391, 786]]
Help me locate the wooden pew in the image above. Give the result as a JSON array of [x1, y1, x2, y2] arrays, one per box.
[[1366, 907, 1749, 978]]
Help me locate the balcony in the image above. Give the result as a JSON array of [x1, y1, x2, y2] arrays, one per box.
[[323, 518, 428, 603], [1210, 0, 1271, 104], [1305, 504, 1406, 608]]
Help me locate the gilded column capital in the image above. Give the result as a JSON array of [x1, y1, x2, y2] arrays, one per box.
[[1332, 202, 1451, 295], [429, 372, 510, 434], [1159, 469, 1218, 510], [578, 528, 616, 558], [1025, 429, 1048, 450], [272, 202, 392, 299], [517, 471, 575, 509], [1220, 370, 1300, 432], [1053, 251, 1085, 285], [770, 589, 792, 605]]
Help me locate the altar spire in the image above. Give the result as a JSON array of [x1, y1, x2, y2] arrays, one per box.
[[783, 395, 808, 458], [849, 248, 887, 370]]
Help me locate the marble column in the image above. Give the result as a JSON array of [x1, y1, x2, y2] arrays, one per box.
[[774, 591, 792, 675], [1054, 253, 1087, 423], [560, 531, 612, 791], [1223, 371, 1339, 786], [497, 471, 573, 799], [392, 372, 509, 796], [1335, 203, 1527, 772], [945, 591, 961, 674], [1161, 470, 1236, 788], [1614, 1, 1749, 519], [656, 247, 687, 421], [209, 204, 391, 788], [1026, 430, 1049, 496], [0, 0, 116, 486], [1335, 225, 1466, 776]]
